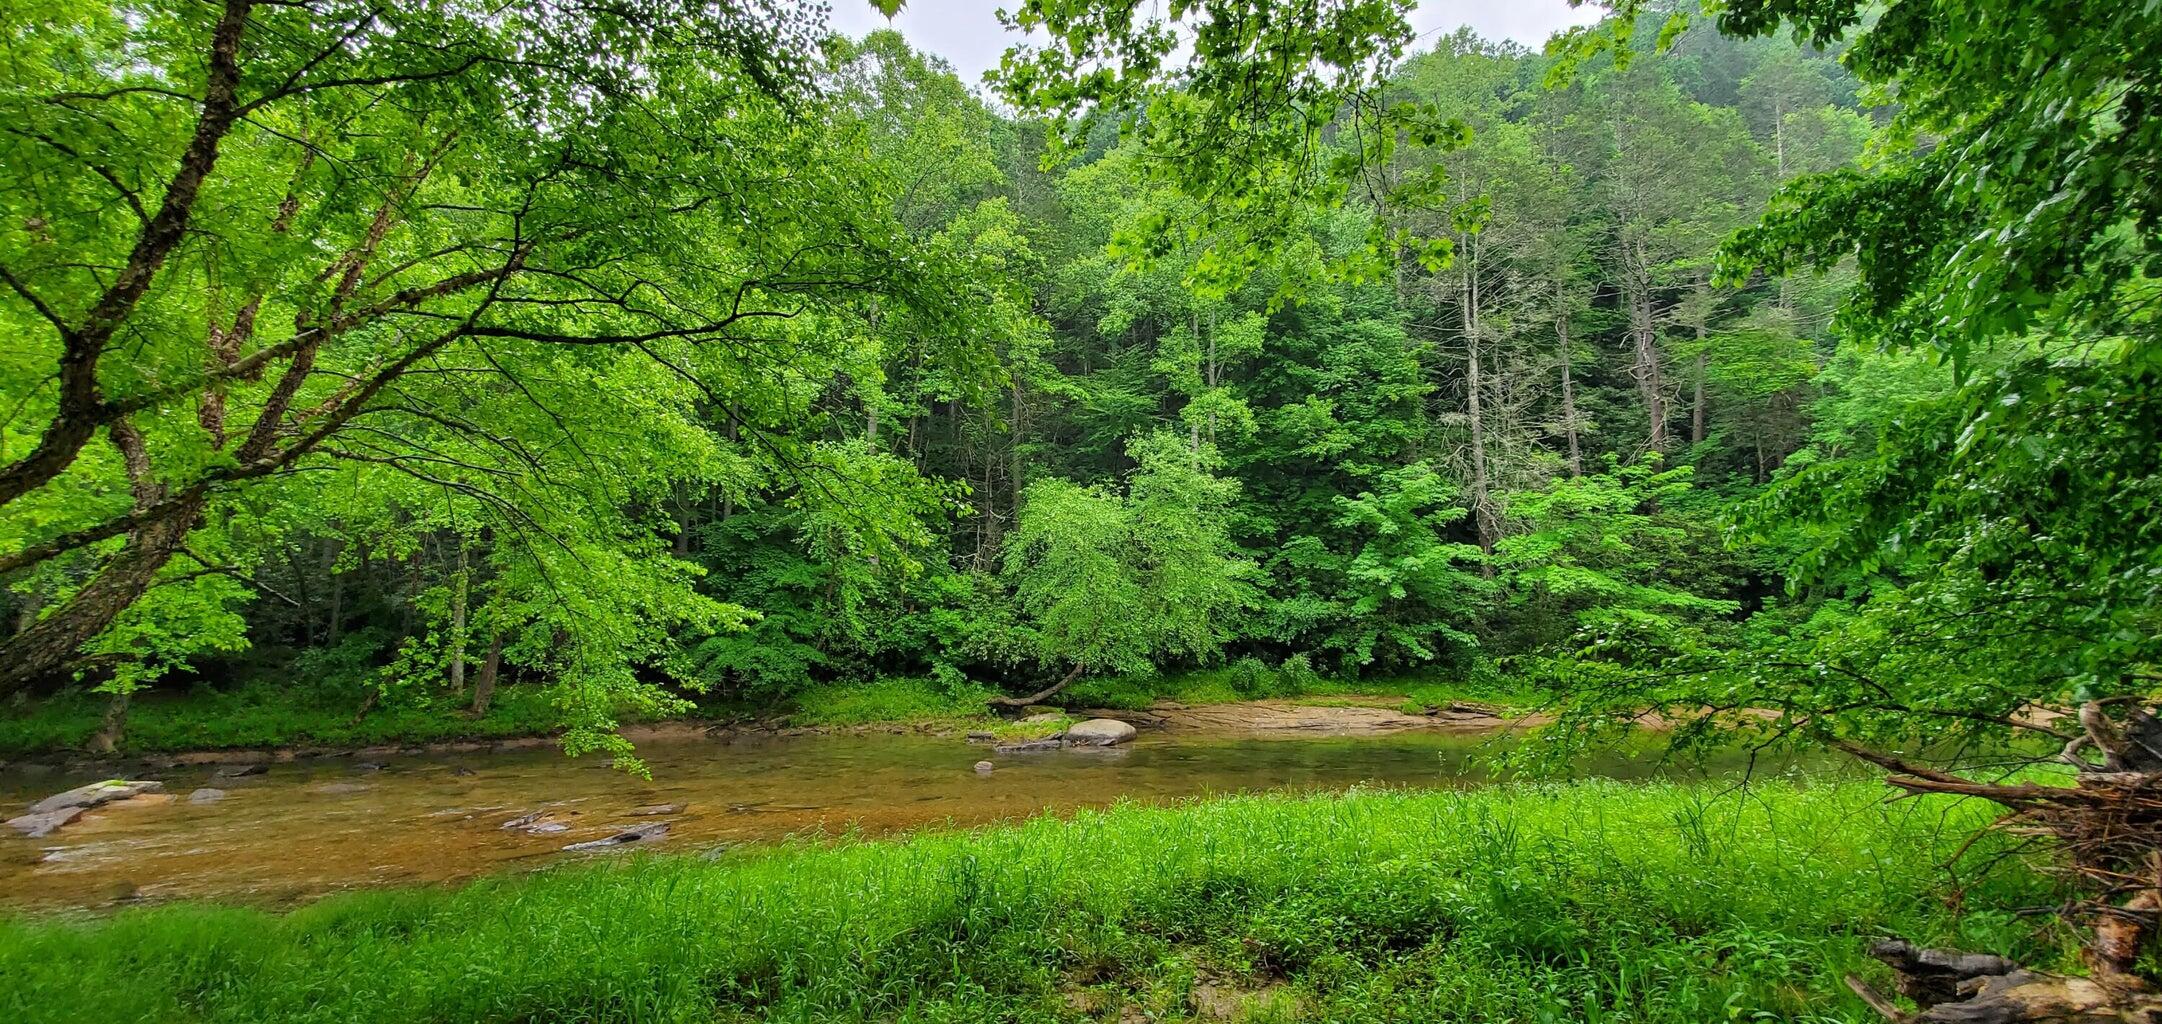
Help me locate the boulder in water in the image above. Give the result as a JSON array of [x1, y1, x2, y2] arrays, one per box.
[[6, 806, 85, 838], [188, 788, 226, 804], [1062, 719, 1137, 747], [563, 822, 668, 852], [974, 760, 995, 774], [214, 763, 267, 778], [27, 779, 164, 815]]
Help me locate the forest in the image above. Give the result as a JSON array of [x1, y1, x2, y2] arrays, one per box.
[[2, 0, 2159, 1021]]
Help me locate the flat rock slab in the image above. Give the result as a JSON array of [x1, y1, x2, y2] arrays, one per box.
[[6, 806, 86, 838], [27, 780, 164, 816], [563, 822, 668, 852]]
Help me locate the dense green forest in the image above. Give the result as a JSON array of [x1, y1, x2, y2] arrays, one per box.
[[2, 4, 1892, 754]]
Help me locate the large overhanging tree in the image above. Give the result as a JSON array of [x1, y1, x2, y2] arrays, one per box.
[[0, 0, 1003, 758]]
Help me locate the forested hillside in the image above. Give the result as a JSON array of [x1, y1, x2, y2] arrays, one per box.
[[0, 5, 1896, 755]]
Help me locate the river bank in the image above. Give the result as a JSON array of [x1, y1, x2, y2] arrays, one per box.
[[0, 671, 1540, 764], [0, 779, 2064, 1024], [3, 719, 1640, 910]]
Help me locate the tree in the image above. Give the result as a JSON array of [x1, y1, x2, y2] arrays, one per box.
[[998, 431, 1257, 704], [0, 0, 1002, 758]]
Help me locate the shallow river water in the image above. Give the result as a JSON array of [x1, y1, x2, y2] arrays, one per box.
[[0, 726, 1784, 912]]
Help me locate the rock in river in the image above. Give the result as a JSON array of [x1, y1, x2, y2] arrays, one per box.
[[6, 806, 86, 838], [188, 788, 226, 804], [26, 779, 164, 816], [563, 822, 668, 852], [214, 763, 267, 778], [628, 803, 684, 816], [974, 760, 995, 774], [1062, 718, 1137, 747]]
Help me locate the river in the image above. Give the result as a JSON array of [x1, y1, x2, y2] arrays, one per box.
[[0, 719, 1795, 913]]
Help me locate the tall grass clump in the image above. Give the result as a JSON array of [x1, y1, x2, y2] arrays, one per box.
[[0, 780, 2064, 1024]]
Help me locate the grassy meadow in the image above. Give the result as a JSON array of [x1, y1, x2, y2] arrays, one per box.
[[0, 779, 2062, 1024]]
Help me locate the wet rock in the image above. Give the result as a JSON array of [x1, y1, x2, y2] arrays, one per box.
[[312, 782, 370, 795], [499, 811, 547, 830], [627, 803, 684, 816], [965, 731, 996, 742], [27, 779, 164, 815], [526, 821, 570, 835], [992, 739, 1062, 753], [214, 764, 267, 778], [352, 762, 386, 773], [1062, 719, 1138, 747], [6, 806, 86, 838], [974, 760, 994, 774], [562, 822, 668, 852], [189, 788, 226, 804]]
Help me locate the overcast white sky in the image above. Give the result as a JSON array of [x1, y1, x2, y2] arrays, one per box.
[[828, 1, 1602, 89]]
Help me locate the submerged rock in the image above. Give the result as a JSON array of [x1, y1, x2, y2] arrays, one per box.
[[627, 803, 684, 816], [973, 760, 994, 774], [562, 822, 668, 852], [27, 779, 164, 815], [6, 806, 85, 838], [526, 821, 570, 835], [188, 788, 226, 804], [214, 764, 267, 778], [992, 739, 1061, 753], [312, 782, 370, 795], [1062, 719, 1138, 747]]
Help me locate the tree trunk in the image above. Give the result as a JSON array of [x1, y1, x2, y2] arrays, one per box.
[[1691, 274, 1711, 445], [87, 689, 130, 754], [987, 662, 1087, 708], [1556, 281, 1583, 477], [470, 631, 503, 716], [1626, 257, 1666, 451], [1462, 246, 1497, 556], [0, 496, 203, 693], [447, 542, 469, 696]]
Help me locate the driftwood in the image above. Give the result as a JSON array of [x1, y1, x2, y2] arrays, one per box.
[[1839, 701, 2162, 1022], [1847, 940, 2162, 1023]]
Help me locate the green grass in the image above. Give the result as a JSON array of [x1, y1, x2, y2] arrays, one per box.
[[0, 779, 2065, 1024], [0, 684, 573, 757], [782, 677, 1000, 727]]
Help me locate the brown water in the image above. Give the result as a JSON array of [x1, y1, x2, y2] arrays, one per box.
[[0, 728, 1768, 913]]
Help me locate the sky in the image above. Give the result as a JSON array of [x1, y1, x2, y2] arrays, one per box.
[[827, 1, 1602, 89]]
